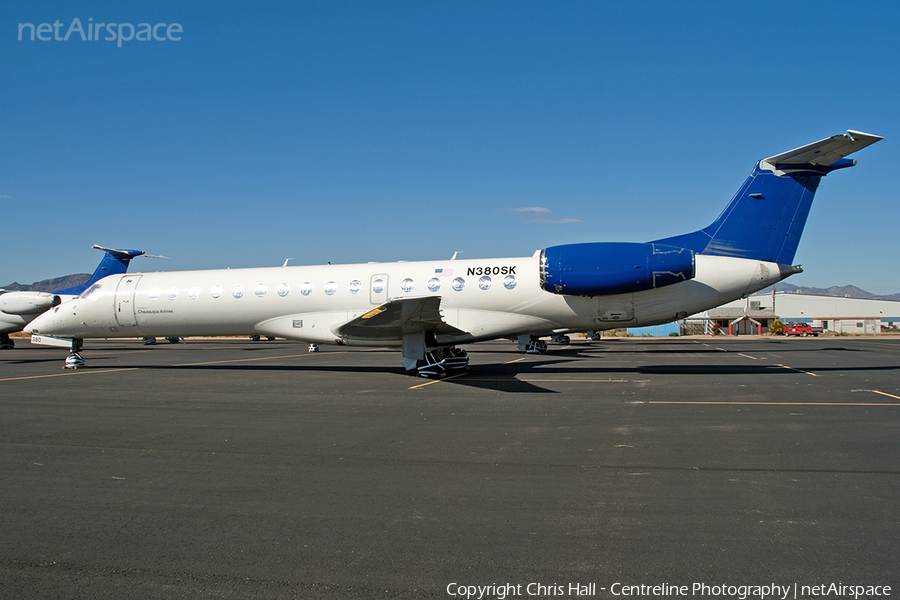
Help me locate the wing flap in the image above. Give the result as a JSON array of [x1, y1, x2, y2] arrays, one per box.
[[335, 296, 466, 340]]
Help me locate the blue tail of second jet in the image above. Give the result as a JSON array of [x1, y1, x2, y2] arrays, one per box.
[[654, 130, 882, 266], [53, 246, 147, 295]]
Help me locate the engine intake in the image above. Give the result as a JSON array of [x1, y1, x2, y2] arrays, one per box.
[[540, 242, 695, 296], [0, 291, 63, 315]]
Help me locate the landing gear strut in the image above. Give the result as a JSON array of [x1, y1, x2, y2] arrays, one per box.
[[64, 339, 85, 369]]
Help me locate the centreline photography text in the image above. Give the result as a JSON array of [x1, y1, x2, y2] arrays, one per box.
[[445, 581, 893, 600]]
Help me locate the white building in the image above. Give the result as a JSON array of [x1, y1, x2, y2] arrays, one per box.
[[687, 291, 900, 335]]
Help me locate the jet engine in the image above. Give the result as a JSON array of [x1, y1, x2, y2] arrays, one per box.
[[540, 242, 695, 296], [0, 291, 62, 315]]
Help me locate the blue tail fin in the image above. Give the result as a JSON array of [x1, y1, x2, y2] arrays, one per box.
[[653, 130, 882, 265], [53, 246, 146, 295]]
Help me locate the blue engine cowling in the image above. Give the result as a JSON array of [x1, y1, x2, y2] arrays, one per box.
[[540, 242, 695, 296]]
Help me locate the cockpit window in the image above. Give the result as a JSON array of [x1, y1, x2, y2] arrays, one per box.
[[79, 283, 103, 301]]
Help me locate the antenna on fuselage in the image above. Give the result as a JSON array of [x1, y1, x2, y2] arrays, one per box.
[[451, 251, 462, 260]]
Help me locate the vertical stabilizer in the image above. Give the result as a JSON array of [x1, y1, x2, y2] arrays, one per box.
[[53, 246, 147, 295], [653, 130, 882, 265]]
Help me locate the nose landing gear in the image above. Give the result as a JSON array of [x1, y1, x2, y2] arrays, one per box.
[[64, 339, 85, 369], [64, 352, 85, 369], [0, 333, 14, 349]]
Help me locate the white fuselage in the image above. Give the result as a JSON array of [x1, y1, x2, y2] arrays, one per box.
[[28, 253, 787, 346]]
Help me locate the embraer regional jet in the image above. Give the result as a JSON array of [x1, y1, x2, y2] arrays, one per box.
[[1, 246, 147, 350], [29, 130, 882, 376]]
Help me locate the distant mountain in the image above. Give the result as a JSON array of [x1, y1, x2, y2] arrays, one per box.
[[763, 282, 900, 302], [1, 274, 90, 293]]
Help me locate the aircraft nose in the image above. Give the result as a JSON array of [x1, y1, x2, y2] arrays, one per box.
[[27, 306, 60, 335]]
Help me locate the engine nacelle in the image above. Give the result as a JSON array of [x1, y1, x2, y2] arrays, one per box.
[[540, 242, 695, 296], [0, 291, 62, 315]]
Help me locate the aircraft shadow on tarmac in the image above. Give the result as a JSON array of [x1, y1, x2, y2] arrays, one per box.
[[473, 341, 872, 358], [96, 353, 900, 394], [8, 341, 895, 394]]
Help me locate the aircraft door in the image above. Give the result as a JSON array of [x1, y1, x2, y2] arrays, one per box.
[[370, 274, 389, 305], [596, 295, 636, 324], [114, 275, 142, 327]]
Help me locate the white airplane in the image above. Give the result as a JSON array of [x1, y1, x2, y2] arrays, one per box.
[[1, 246, 150, 349], [28, 131, 882, 376]]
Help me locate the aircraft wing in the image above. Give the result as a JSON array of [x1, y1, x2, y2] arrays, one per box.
[[335, 296, 466, 340], [763, 129, 882, 167]]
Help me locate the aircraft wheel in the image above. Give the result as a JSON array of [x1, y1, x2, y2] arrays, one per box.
[[416, 351, 447, 378], [442, 348, 469, 373], [0, 334, 14, 349], [525, 339, 548, 354], [64, 352, 85, 369]]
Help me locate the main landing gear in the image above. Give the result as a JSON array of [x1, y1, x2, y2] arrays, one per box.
[[0, 333, 14, 349], [518, 336, 548, 355], [413, 347, 469, 378]]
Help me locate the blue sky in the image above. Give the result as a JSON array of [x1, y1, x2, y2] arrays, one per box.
[[2, 1, 898, 293]]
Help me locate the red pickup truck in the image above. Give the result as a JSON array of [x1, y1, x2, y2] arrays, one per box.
[[783, 323, 823, 337]]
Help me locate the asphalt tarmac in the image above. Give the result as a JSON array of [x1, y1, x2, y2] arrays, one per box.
[[2, 336, 899, 599]]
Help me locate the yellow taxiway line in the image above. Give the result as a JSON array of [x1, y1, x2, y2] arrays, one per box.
[[408, 373, 470, 389], [172, 352, 345, 367], [0, 368, 140, 382], [650, 400, 898, 406], [777, 363, 818, 376], [1, 351, 349, 382]]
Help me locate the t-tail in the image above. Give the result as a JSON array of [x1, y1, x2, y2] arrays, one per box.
[[653, 130, 883, 265], [53, 246, 149, 295]]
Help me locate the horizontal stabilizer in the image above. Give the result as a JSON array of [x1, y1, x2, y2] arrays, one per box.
[[763, 130, 882, 168]]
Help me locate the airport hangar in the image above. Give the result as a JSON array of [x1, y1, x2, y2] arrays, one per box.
[[679, 291, 900, 336], [625, 292, 900, 336]]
